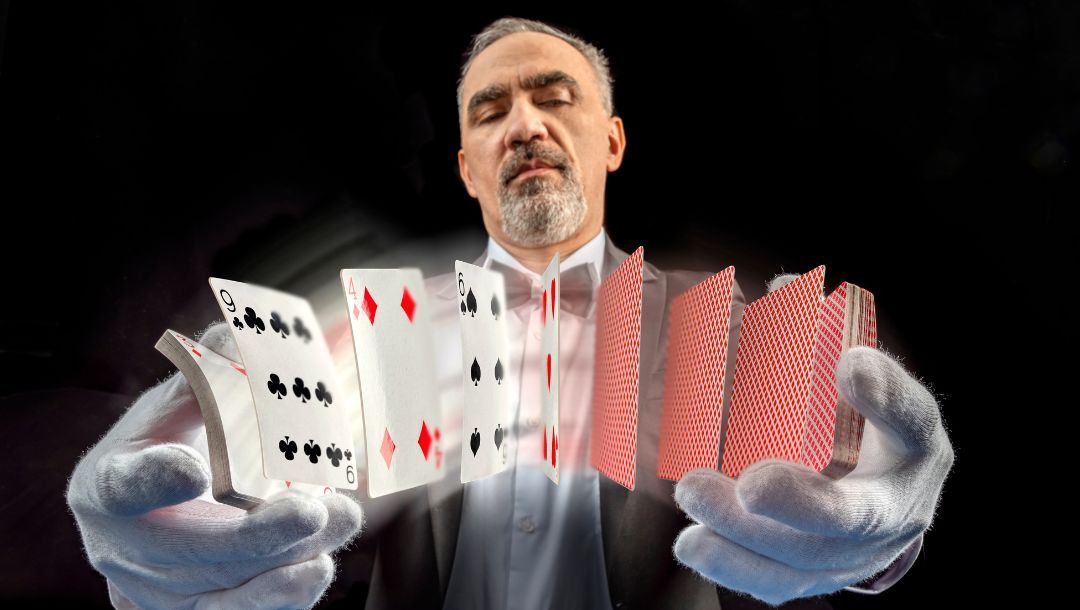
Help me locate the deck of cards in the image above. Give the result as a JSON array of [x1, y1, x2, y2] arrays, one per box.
[[719, 266, 876, 479], [655, 264, 877, 483], [155, 251, 878, 509]]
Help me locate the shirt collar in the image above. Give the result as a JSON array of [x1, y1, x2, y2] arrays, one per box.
[[483, 226, 607, 283]]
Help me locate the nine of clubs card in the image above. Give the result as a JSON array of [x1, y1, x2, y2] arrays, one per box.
[[207, 277, 359, 490]]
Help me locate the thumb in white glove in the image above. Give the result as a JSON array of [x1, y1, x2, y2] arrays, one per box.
[[66, 321, 365, 609]]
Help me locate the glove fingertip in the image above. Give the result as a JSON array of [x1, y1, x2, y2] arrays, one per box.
[[735, 463, 788, 513], [766, 273, 800, 294], [321, 493, 366, 549], [249, 491, 330, 550], [295, 554, 337, 607], [196, 320, 241, 362]]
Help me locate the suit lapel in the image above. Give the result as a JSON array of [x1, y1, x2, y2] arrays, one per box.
[[597, 234, 669, 606], [428, 247, 486, 599]]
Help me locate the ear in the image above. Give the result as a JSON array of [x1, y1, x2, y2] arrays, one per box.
[[458, 148, 479, 199], [606, 115, 627, 172]]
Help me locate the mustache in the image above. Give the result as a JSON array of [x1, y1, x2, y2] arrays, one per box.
[[501, 146, 568, 185]]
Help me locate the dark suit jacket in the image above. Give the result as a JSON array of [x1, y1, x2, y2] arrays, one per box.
[[318, 234, 914, 609], [338, 233, 760, 610]]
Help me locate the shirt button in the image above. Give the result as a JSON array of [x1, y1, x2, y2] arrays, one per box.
[[532, 329, 542, 340], [518, 516, 536, 533], [525, 416, 539, 430]]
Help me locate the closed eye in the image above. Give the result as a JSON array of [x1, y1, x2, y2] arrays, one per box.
[[477, 100, 570, 125]]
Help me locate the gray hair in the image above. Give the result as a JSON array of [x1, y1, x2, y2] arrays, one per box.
[[456, 17, 615, 123]]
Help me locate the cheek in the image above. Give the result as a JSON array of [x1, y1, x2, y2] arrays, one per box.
[[573, 117, 609, 158], [572, 128, 611, 183], [470, 145, 503, 189]]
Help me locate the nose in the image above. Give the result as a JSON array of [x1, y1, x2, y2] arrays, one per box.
[[503, 100, 550, 150]]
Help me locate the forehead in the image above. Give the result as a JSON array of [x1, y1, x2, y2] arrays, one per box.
[[462, 31, 595, 99]]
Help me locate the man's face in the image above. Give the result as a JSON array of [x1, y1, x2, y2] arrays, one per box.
[[458, 32, 625, 249]]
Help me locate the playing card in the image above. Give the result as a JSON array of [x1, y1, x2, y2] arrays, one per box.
[[805, 281, 877, 478], [155, 330, 335, 508], [590, 246, 645, 491], [208, 277, 359, 490], [657, 266, 735, 481], [340, 268, 445, 498], [539, 253, 560, 484], [719, 266, 824, 478], [455, 261, 513, 483]]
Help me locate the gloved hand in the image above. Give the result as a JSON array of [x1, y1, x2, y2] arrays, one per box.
[[66, 321, 365, 609], [672, 273, 956, 606]]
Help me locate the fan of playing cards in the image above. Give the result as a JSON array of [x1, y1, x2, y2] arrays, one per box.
[[155, 253, 875, 510]]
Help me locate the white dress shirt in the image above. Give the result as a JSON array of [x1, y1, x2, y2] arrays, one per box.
[[442, 227, 613, 610]]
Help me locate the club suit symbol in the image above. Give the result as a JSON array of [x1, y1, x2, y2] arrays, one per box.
[[267, 373, 287, 399], [303, 439, 322, 464], [270, 311, 290, 338], [315, 381, 333, 407], [293, 316, 313, 342], [327, 443, 345, 467], [278, 436, 298, 460], [292, 377, 311, 403], [244, 307, 265, 333]]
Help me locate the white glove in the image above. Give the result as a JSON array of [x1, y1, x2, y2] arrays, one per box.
[[672, 273, 956, 606], [66, 321, 365, 609]]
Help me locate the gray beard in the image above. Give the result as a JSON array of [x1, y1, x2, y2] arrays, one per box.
[[497, 170, 587, 248]]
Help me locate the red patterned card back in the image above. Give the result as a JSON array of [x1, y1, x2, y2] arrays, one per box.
[[720, 266, 825, 478], [804, 281, 848, 472], [819, 284, 876, 478], [657, 267, 735, 481], [590, 247, 645, 490]]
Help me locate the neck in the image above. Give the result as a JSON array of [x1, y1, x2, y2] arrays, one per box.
[[493, 225, 601, 274]]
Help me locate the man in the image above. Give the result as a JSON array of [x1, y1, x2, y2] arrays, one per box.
[[65, 17, 955, 610]]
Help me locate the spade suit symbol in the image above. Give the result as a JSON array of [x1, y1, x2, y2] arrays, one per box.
[[466, 288, 478, 316], [471, 357, 482, 386], [470, 428, 481, 456], [490, 294, 501, 320], [494, 424, 503, 450]]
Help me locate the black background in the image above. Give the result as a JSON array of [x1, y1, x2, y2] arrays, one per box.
[[0, 3, 1067, 608]]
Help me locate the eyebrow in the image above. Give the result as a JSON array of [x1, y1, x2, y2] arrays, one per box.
[[466, 70, 583, 123]]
